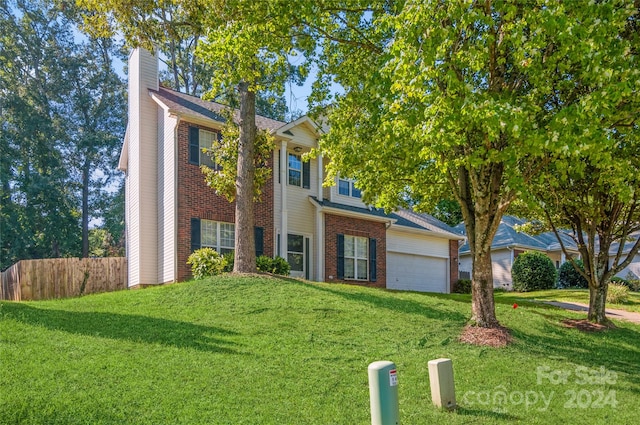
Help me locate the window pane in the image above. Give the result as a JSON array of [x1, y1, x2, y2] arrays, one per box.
[[288, 234, 303, 253], [288, 170, 301, 186], [356, 237, 368, 258], [288, 153, 301, 170], [344, 236, 355, 257], [357, 259, 368, 280], [201, 220, 217, 247], [199, 130, 216, 168], [220, 223, 235, 249], [338, 179, 350, 195], [351, 183, 362, 198], [220, 248, 234, 256], [344, 258, 355, 279], [288, 253, 304, 271], [288, 154, 302, 186]]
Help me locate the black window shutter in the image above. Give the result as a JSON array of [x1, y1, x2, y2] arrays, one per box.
[[189, 127, 200, 165], [255, 226, 264, 258], [278, 150, 281, 183], [276, 233, 281, 258], [191, 218, 201, 252], [369, 238, 377, 282], [305, 237, 310, 280], [302, 160, 311, 189], [337, 234, 345, 279]]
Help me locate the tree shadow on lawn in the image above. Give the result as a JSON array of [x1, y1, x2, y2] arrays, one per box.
[[510, 308, 640, 380], [287, 279, 467, 324], [1, 303, 242, 354]]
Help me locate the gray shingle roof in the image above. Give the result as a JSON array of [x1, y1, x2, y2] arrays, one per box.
[[310, 197, 462, 239], [458, 215, 578, 253], [149, 86, 285, 132]]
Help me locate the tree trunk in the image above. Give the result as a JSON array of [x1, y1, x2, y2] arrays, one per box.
[[81, 158, 90, 258], [234, 81, 257, 273], [471, 246, 499, 327], [588, 283, 608, 323], [452, 164, 505, 328]]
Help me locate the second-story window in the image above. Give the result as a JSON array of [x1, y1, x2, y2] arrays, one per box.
[[288, 153, 302, 186], [189, 126, 219, 168], [338, 178, 362, 198], [199, 130, 217, 168]]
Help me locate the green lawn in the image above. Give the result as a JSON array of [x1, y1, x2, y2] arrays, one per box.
[[1, 276, 639, 424], [499, 289, 640, 313]]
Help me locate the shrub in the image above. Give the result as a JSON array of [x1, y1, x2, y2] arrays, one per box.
[[187, 248, 227, 279], [222, 251, 234, 273], [626, 280, 640, 292], [256, 255, 290, 276], [512, 251, 557, 292], [454, 279, 472, 294], [607, 283, 629, 304], [610, 276, 628, 286], [558, 260, 589, 289]]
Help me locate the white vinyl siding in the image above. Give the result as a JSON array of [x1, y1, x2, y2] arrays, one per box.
[[127, 48, 158, 286], [492, 249, 514, 289], [387, 230, 449, 257], [158, 111, 178, 283], [274, 131, 319, 279]]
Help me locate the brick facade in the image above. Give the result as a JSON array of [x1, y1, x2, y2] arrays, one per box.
[[449, 239, 459, 293], [324, 214, 386, 288], [176, 121, 274, 281]]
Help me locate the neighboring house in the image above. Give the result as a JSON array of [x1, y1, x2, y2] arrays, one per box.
[[456, 216, 580, 289], [118, 48, 464, 293]]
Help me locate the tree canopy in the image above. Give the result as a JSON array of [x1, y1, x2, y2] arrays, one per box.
[[313, 1, 639, 327]]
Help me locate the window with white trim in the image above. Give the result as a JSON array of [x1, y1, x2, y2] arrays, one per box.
[[201, 220, 235, 254], [199, 129, 217, 168], [338, 178, 362, 198], [344, 235, 368, 280], [288, 153, 302, 186]]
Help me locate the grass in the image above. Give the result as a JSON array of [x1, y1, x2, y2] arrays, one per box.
[[1, 276, 639, 424], [501, 289, 640, 313]]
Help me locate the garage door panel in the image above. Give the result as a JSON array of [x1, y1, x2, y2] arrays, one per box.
[[387, 252, 447, 293]]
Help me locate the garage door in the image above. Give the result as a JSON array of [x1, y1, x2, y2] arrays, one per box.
[[387, 252, 448, 293]]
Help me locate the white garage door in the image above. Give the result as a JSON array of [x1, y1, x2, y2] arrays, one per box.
[[387, 252, 448, 293]]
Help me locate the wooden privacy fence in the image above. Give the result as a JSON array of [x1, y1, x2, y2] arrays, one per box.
[[0, 257, 127, 301]]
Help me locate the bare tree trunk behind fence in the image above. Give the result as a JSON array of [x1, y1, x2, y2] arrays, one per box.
[[1, 258, 127, 301]]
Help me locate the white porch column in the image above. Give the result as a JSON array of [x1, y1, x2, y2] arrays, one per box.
[[316, 153, 324, 281], [279, 141, 288, 258]]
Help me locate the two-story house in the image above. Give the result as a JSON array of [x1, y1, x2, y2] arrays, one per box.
[[118, 48, 463, 293]]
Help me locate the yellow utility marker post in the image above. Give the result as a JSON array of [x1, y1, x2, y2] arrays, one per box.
[[428, 358, 456, 410]]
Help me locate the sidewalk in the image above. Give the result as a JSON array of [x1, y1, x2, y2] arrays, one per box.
[[542, 301, 640, 324]]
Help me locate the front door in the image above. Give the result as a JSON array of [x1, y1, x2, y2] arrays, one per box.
[[287, 234, 305, 278]]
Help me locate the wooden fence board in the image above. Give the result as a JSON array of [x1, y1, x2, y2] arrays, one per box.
[[0, 258, 127, 301]]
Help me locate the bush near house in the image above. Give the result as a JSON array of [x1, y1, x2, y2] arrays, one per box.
[[512, 251, 557, 292], [557, 259, 589, 289], [256, 255, 291, 276], [454, 279, 472, 294], [188, 251, 291, 279], [187, 248, 227, 279]]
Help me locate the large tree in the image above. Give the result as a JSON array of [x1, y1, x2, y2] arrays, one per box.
[[81, 0, 308, 272], [312, 1, 638, 327], [1, 0, 81, 267]]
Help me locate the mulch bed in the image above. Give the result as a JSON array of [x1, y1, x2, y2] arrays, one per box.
[[561, 319, 614, 332], [459, 325, 513, 347]]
